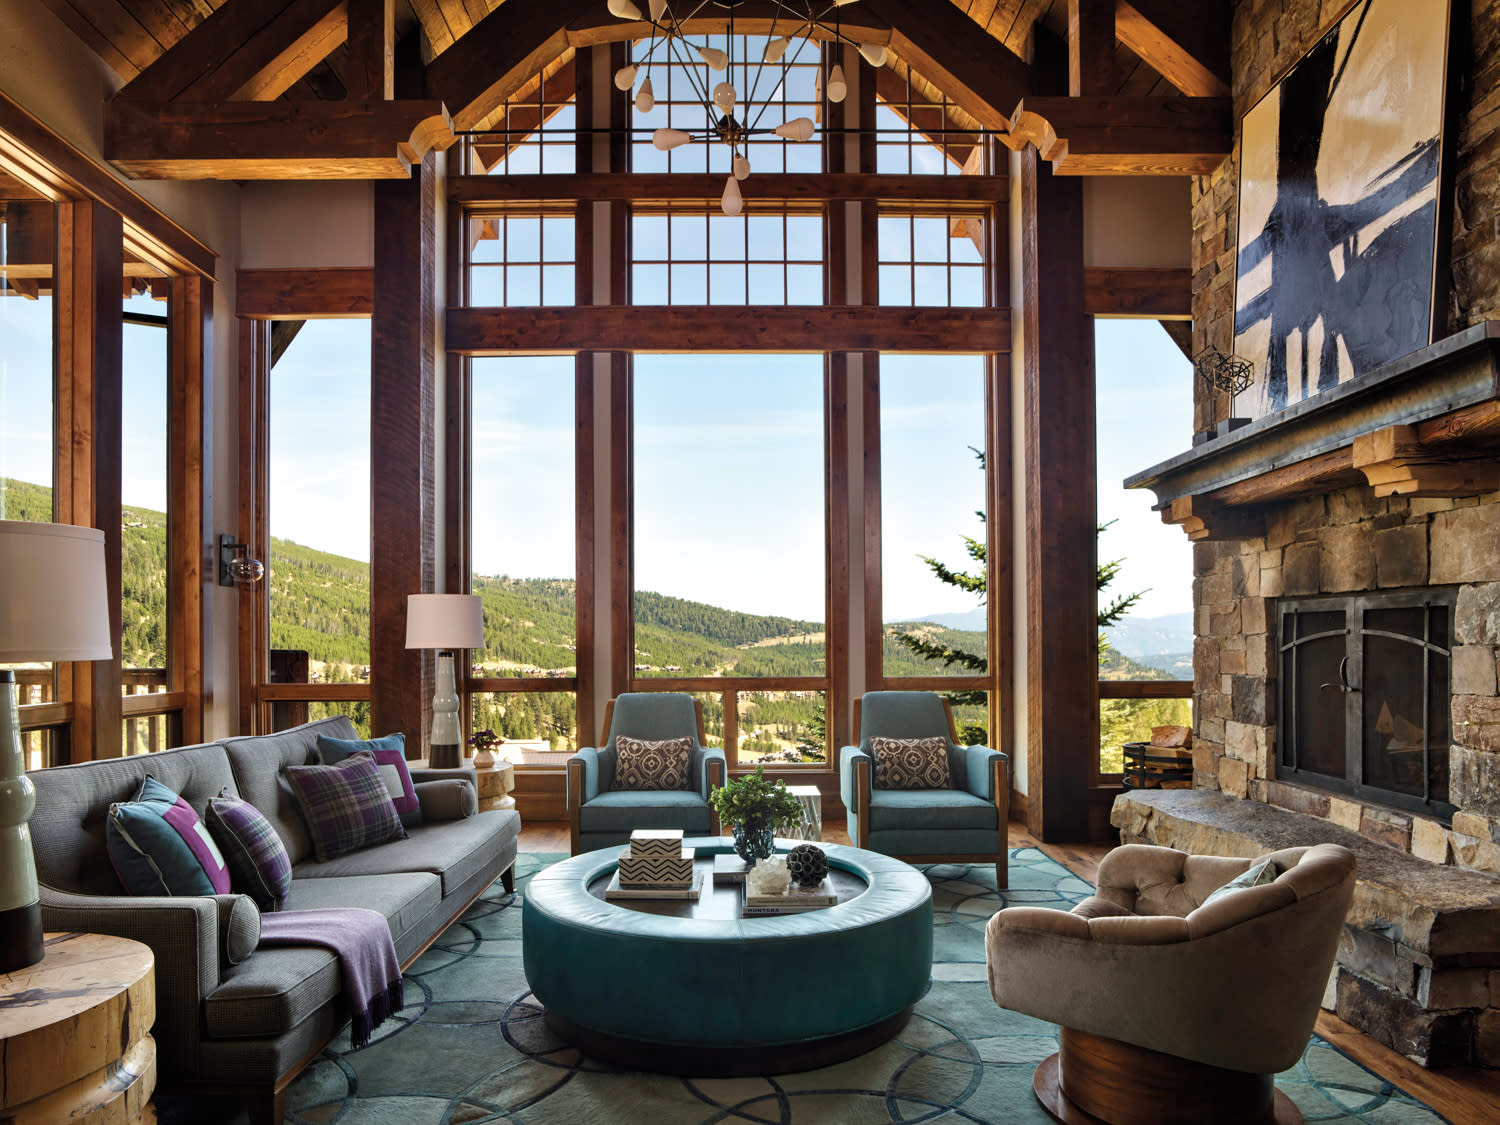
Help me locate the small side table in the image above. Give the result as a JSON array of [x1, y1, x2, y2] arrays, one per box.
[[0, 931, 157, 1124], [785, 785, 823, 841], [413, 758, 516, 811]]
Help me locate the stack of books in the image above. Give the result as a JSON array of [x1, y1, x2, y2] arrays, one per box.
[[743, 878, 838, 916], [604, 829, 701, 900]]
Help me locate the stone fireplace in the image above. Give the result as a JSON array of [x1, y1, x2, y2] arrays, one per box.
[[1117, 329, 1500, 1067]]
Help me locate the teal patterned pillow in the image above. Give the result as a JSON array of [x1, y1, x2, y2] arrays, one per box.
[[1202, 858, 1280, 907]]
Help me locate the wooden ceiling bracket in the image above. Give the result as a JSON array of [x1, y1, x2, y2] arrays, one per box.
[[1006, 95, 1231, 175], [1162, 496, 1265, 542]]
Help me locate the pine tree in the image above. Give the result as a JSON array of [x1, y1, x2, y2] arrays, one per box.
[[894, 448, 1147, 739]]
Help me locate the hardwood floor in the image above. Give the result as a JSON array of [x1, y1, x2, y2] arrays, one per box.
[[517, 819, 1500, 1125]]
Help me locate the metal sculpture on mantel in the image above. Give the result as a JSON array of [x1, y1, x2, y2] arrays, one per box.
[[1193, 346, 1256, 440]]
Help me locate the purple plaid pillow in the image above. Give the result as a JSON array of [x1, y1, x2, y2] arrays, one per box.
[[205, 788, 293, 911], [284, 751, 407, 862]]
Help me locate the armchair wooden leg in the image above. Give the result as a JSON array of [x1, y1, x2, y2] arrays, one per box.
[[1032, 1028, 1300, 1125], [995, 861, 1007, 890], [501, 863, 516, 894]]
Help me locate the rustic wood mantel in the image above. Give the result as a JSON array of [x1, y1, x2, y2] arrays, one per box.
[[1126, 323, 1500, 540]]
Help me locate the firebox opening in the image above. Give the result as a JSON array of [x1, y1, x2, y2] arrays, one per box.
[[1278, 589, 1457, 821]]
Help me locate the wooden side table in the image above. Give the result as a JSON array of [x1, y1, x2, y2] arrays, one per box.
[[1, 931, 157, 1124], [413, 758, 516, 811]]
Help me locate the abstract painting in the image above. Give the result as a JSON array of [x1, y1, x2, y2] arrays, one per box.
[[1233, 0, 1452, 419]]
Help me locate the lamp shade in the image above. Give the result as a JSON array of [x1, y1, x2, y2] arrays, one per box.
[[0, 520, 113, 661], [404, 594, 484, 650]]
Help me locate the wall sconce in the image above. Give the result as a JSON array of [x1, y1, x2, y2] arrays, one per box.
[[218, 534, 265, 587]]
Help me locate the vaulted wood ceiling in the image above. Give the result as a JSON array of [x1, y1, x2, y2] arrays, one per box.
[[31, 0, 1232, 180]]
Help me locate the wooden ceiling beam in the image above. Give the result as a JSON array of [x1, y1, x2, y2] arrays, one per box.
[[105, 98, 453, 179], [448, 171, 1007, 205], [864, 0, 1031, 131], [1069, 0, 1115, 97], [345, 0, 394, 102], [1115, 0, 1230, 98], [447, 304, 1011, 355], [116, 0, 348, 103], [1083, 266, 1190, 318], [1007, 94, 1230, 174]]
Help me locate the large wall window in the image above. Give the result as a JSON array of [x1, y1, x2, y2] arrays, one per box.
[[469, 355, 579, 762], [631, 208, 823, 305], [265, 320, 373, 734], [1096, 319, 1194, 774], [879, 354, 989, 741], [633, 354, 827, 763], [120, 288, 172, 753]]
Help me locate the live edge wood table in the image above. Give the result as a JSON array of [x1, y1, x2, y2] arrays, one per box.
[[0, 931, 157, 1124], [412, 758, 516, 811]]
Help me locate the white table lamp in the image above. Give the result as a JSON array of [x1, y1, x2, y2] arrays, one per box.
[[404, 594, 483, 769], [0, 520, 113, 972]]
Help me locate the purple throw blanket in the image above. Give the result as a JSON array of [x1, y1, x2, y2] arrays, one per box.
[[258, 908, 404, 1049]]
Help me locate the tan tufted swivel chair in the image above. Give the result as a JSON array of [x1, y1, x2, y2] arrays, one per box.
[[986, 842, 1357, 1125]]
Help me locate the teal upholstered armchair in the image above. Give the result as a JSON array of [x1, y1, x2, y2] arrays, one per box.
[[839, 691, 1009, 888], [566, 693, 727, 855]]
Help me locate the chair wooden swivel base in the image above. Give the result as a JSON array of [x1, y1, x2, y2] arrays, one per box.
[[1033, 1026, 1302, 1125]]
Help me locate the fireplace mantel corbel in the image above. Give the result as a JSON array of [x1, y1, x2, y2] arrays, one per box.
[[1127, 323, 1500, 540]]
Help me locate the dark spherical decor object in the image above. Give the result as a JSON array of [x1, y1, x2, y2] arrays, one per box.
[[786, 844, 829, 887]]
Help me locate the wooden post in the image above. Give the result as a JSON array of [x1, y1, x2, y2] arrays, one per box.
[[370, 154, 439, 747], [56, 201, 123, 760], [1017, 145, 1096, 842]]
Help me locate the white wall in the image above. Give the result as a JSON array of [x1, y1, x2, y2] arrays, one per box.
[[239, 182, 374, 268], [1, 0, 244, 736], [1083, 176, 1192, 269]]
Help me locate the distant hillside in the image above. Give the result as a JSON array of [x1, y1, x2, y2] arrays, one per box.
[[1103, 611, 1195, 658]]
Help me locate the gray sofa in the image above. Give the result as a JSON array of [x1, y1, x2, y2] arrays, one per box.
[[26, 715, 521, 1125]]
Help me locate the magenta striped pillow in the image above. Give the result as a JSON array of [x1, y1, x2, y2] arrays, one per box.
[[106, 775, 231, 896]]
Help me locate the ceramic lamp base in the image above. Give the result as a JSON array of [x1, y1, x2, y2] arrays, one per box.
[[0, 898, 44, 973], [429, 744, 461, 770]]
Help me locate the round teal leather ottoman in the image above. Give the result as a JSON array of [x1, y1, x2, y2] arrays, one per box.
[[523, 837, 933, 1076]]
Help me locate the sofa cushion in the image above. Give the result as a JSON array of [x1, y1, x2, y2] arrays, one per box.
[[578, 790, 712, 834], [285, 753, 407, 862], [611, 735, 694, 791], [316, 732, 422, 828], [867, 788, 998, 831], [29, 741, 239, 895], [206, 790, 293, 911], [107, 775, 232, 896], [223, 716, 362, 867], [290, 811, 519, 898], [204, 871, 440, 1040], [870, 736, 952, 790]]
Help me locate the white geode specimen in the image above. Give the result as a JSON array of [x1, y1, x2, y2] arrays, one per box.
[[745, 854, 791, 897]]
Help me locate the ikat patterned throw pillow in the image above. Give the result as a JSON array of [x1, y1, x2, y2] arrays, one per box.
[[870, 736, 952, 790], [611, 735, 695, 791]]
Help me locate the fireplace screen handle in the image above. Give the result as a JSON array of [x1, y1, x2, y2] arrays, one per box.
[[1320, 657, 1357, 694]]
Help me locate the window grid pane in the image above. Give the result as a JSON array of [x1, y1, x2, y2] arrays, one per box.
[[874, 70, 990, 176], [632, 206, 823, 305], [468, 91, 577, 176], [877, 211, 987, 307], [468, 214, 577, 307], [629, 35, 823, 175]]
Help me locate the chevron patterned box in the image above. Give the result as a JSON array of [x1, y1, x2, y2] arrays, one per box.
[[627, 829, 685, 858], [618, 847, 696, 887]]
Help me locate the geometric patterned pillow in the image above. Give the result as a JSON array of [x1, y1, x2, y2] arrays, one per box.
[[316, 732, 422, 828], [283, 751, 407, 862], [205, 788, 294, 911], [870, 736, 952, 790], [611, 735, 694, 791], [1201, 857, 1281, 908], [105, 775, 232, 896]]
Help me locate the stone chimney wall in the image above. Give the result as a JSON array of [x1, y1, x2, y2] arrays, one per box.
[[1191, 486, 1500, 870]]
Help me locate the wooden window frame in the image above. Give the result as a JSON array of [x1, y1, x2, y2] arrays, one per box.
[[2, 92, 211, 761]]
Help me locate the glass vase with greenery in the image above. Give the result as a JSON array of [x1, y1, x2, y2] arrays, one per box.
[[710, 766, 805, 865]]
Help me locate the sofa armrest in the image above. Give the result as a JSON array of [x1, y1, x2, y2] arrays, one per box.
[[410, 764, 477, 787], [210, 893, 261, 965], [415, 778, 477, 821], [697, 746, 727, 802], [40, 884, 222, 1075]]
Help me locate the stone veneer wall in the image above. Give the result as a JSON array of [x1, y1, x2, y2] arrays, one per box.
[[1192, 490, 1500, 871], [1191, 0, 1500, 432]]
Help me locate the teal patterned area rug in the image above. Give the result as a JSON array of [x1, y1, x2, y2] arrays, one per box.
[[161, 848, 1452, 1124]]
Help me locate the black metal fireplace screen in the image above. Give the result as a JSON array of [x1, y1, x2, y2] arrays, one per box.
[[1278, 589, 1456, 819]]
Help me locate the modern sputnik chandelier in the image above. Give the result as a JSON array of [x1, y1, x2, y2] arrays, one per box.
[[606, 0, 888, 215]]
